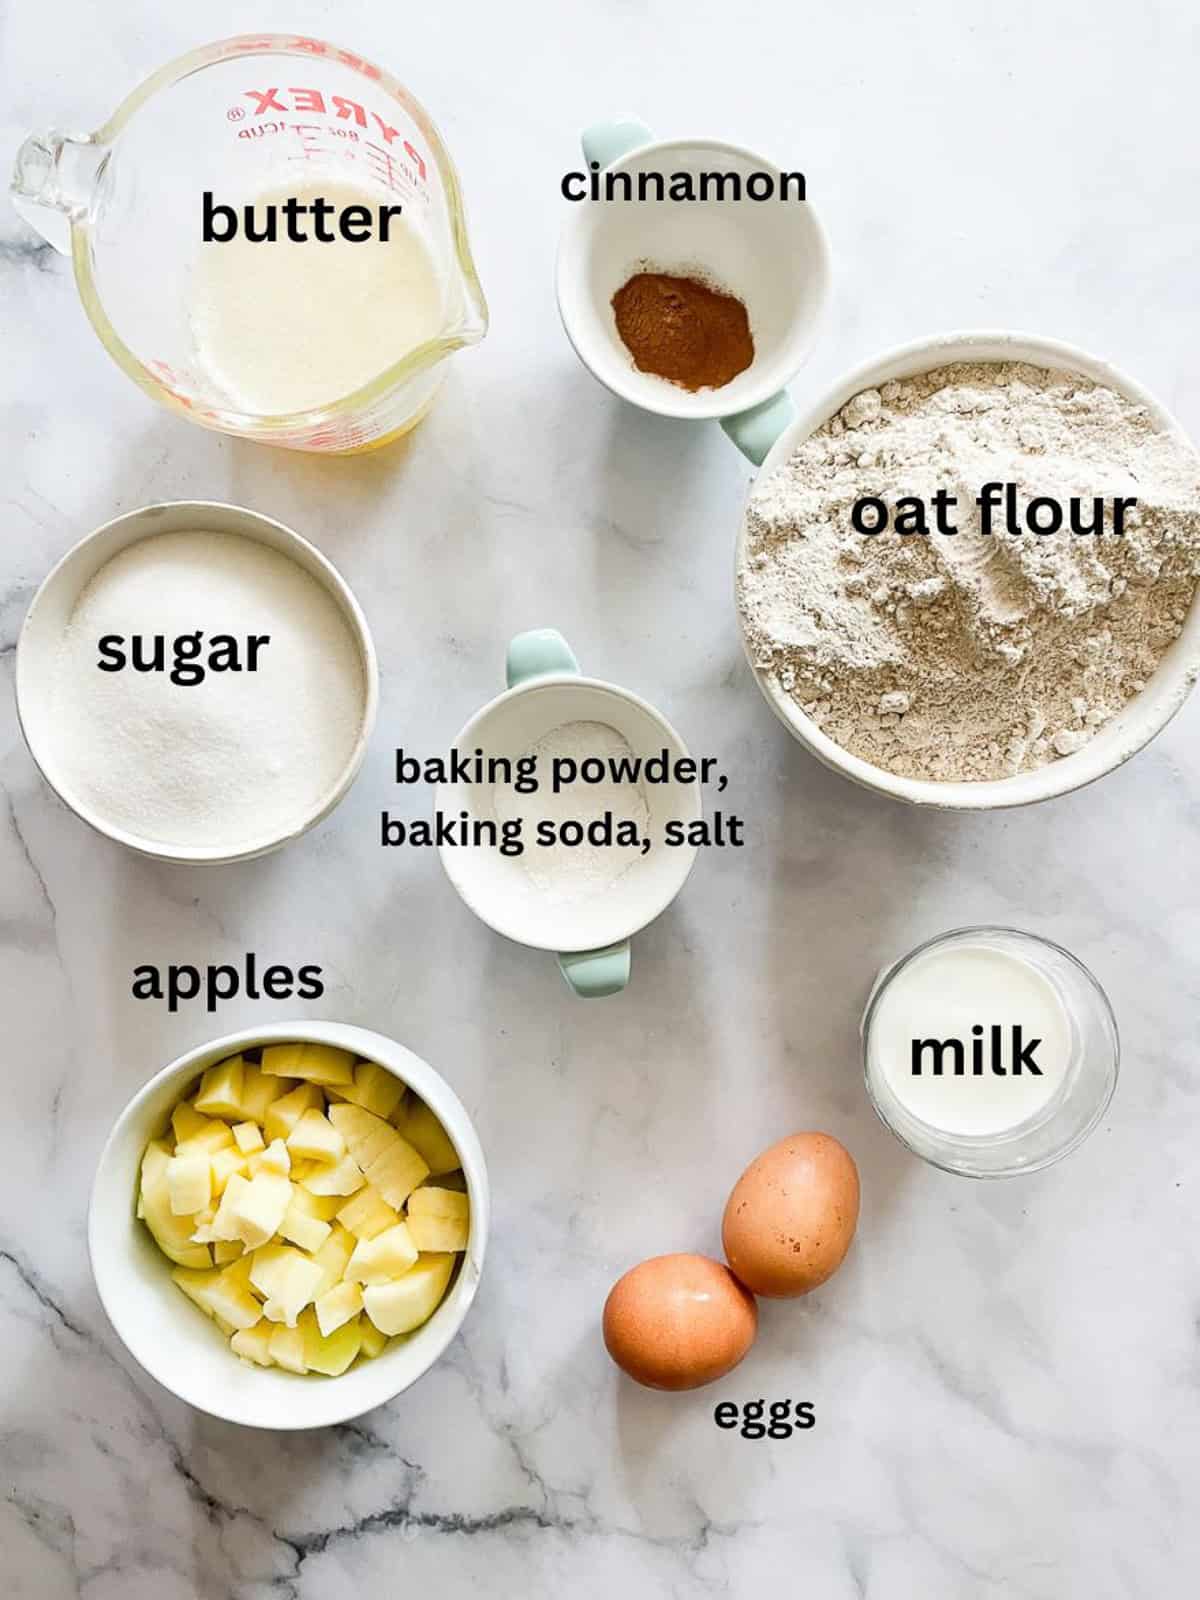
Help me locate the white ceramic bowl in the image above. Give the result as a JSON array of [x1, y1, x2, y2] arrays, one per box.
[[736, 330, 1200, 809], [435, 628, 701, 997], [439, 675, 700, 955], [16, 500, 379, 861], [88, 1020, 488, 1430], [557, 135, 831, 421]]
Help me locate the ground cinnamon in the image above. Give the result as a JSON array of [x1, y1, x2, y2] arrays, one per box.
[[611, 270, 754, 392]]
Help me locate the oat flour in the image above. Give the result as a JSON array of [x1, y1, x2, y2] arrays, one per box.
[[738, 362, 1200, 781]]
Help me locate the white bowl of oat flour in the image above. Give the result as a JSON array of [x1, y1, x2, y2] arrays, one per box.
[[17, 502, 377, 861], [736, 332, 1200, 808]]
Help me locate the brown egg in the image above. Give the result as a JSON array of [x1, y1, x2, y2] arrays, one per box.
[[602, 1253, 758, 1390], [722, 1132, 860, 1298]]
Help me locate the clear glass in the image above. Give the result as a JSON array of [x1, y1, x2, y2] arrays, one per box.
[[862, 926, 1119, 1178], [11, 34, 488, 453]]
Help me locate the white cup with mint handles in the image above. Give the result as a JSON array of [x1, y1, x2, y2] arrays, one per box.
[[556, 116, 831, 462], [436, 629, 701, 997]]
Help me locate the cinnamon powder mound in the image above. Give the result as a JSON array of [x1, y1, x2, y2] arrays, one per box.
[[611, 270, 754, 392]]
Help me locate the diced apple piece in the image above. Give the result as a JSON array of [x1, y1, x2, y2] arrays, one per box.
[[231, 1322, 275, 1367], [336, 1185, 400, 1241], [299, 1152, 364, 1197], [194, 1057, 244, 1119], [223, 1248, 256, 1286], [288, 1186, 341, 1222], [263, 1082, 324, 1143], [362, 1254, 455, 1336], [278, 1199, 331, 1254], [299, 1305, 363, 1376], [311, 1224, 355, 1297], [259, 1253, 323, 1327], [315, 1279, 364, 1337], [170, 1265, 261, 1330], [328, 1103, 397, 1170], [358, 1320, 388, 1359], [341, 1061, 405, 1120], [142, 1139, 173, 1182], [171, 1102, 208, 1144], [346, 1222, 419, 1285], [261, 1042, 355, 1087], [248, 1241, 298, 1299], [397, 1098, 461, 1175], [208, 1269, 263, 1331], [238, 1063, 294, 1125], [287, 1109, 345, 1163], [210, 1146, 248, 1196], [364, 1137, 429, 1210], [248, 1138, 291, 1177], [170, 1266, 221, 1317], [166, 1153, 211, 1216], [406, 1186, 470, 1252], [207, 1172, 252, 1242], [213, 1239, 244, 1265], [229, 1172, 293, 1248], [140, 1153, 213, 1269], [268, 1323, 308, 1374], [232, 1121, 264, 1155], [173, 1118, 235, 1159]]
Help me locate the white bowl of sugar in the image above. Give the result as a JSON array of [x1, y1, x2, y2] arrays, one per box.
[[16, 501, 378, 862]]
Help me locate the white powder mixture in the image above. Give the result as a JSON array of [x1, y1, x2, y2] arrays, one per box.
[[46, 530, 366, 850], [739, 362, 1200, 781], [492, 720, 651, 902]]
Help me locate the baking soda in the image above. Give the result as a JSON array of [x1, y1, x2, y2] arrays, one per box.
[[492, 721, 651, 902]]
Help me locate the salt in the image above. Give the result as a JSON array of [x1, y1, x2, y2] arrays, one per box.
[[492, 721, 651, 903]]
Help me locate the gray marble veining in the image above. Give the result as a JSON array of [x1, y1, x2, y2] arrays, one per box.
[[2, 2, 1199, 1595]]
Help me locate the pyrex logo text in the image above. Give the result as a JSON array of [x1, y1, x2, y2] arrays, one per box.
[[243, 88, 427, 180]]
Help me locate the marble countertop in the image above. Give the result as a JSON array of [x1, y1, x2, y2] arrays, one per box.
[[3, 2, 1199, 1595]]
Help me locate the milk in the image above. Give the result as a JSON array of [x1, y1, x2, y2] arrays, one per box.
[[868, 942, 1071, 1137], [190, 179, 443, 415]]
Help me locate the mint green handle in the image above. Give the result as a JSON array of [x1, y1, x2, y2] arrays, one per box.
[[721, 391, 796, 465], [558, 942, 631, 998], [506, 629, 580, 688], [581, 117, 653, 168]]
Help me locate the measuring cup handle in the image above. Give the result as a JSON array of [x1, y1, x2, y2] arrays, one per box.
[[506, 629, 580, 688], [721, 391, 796, 466], [558, 942, 632, 998], [580, 117, 654, 168], [11, 131, 102, 256]]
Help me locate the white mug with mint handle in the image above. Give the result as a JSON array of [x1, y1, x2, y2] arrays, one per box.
[[437, 628, 702, 999], [556, 116, 831, 463]]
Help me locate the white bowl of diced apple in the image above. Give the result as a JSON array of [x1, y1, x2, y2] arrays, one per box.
[[89, 1021, 488, 1430]]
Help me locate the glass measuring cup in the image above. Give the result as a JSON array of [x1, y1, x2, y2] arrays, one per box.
[[11, 34, 488, 453]]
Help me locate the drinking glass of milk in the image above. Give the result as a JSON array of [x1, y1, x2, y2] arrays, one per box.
[[862, 928, 1119, 1177]]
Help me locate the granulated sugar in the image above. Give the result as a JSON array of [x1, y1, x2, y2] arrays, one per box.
[[46, 530, 366, 850], [738, 362, 1200, 781]]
